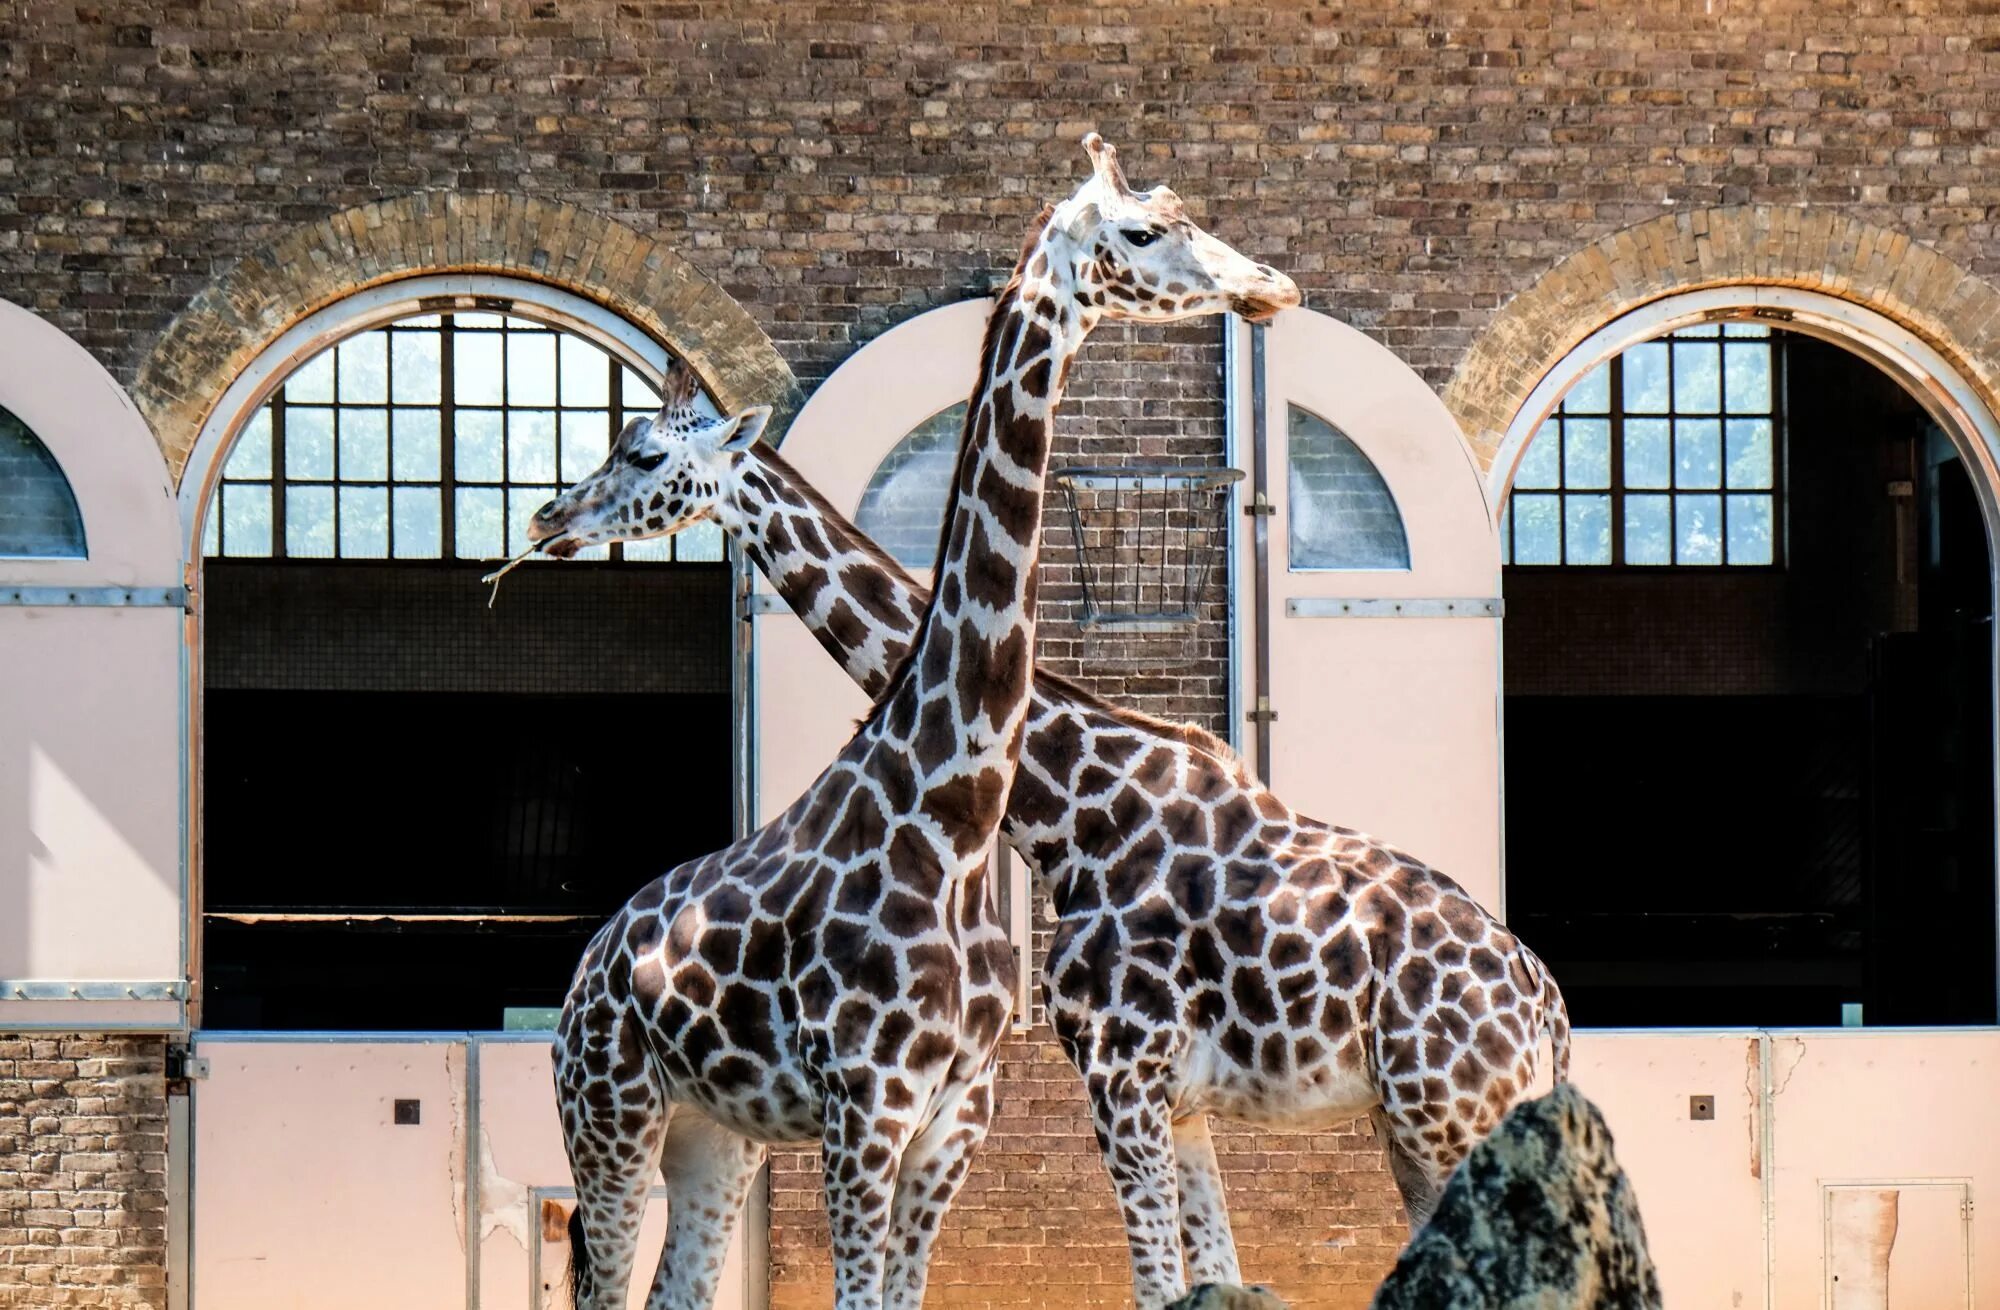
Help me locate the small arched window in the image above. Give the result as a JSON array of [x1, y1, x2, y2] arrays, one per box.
[[202, 312, 723, 563], [1286, 403, 1410, 570], [0, 404, 87, 559], [854, 401, 966, 569]]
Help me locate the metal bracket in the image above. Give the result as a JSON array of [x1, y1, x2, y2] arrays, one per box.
[[0, 978, 187, 1001], [165, 1045, 210, 1083], [0, 585, 188, 608], [1245, 696, 1278, 725], [1285, 597, 1503, 619], [742, 592, 790, 618], [1242, 492, 1275, 518]]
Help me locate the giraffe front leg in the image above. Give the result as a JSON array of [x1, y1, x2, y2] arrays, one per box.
[[1086, 1069, 1186, 1310], [641, 1110, 768, 1310], [883, 1061, 999, 1310], [1171, 1113, 1242, 1287], [821, 1084, 915, 1310]]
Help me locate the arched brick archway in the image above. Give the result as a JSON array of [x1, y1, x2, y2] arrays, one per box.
[[133, 191, 797, 485], [1443, 205, 2000, 479]]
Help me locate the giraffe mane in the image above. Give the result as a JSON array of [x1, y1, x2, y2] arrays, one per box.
[[858, 202, 1060, 732]]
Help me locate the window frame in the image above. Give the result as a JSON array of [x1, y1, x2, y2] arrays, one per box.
[[1503, 325, 1788, 570], [203, 311, 720, 566]]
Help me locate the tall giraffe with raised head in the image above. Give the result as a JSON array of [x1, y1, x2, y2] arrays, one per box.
[[545, 136, 1298, 1310], [535, 362, 1566, 1309]]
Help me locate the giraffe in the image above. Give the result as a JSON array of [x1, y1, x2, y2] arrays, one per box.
[[543, 134, 1299, 1310], [532, 381, 1570, 1304]]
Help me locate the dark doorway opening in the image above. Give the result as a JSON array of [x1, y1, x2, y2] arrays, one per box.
[[200, 561, 732, 1030], [1505, 329, 1997, 1027]]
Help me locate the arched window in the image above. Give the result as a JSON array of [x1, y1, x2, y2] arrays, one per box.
[[854, 401, 965, 568], [201, 312, 722, 563], [0, 403, 86, 559], [1502, 323, 1781, 567], [1285, 403, 1410, 570]]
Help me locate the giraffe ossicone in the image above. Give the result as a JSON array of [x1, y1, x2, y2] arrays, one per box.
[[540, 331, 1568, 1307], [543, 135, 1297, 1310]]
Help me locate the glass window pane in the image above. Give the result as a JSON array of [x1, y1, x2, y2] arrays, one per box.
[[454, 486, 504, 559], [393, 410, 441, 482], [1625, 418, 1671, 489], [391, 329, 442, 404], [285, 485, 336, 557], [624, 366, 661, 407], [1564, 362, 1611, 414], [285, 408, 335, 480], [622, 537, 674, 562], [1513, 422, 1560, 490], [1723, 321, 1771, 338], [560, 411, 611, 482], [339, 485, 389, 558], [1564, 494, 1612, 565], [455, 411, 504, 482], [855, 402, 967, 568], [507, 330, 557, 406], [1511, 493, 1561, 565], [1675, 418, 1722, 489], [392, 486, 442, 558], [455, 312, 506, 330], [1676, 493, 1723, 565], [1498, 507, 1511, 565], [220, 483, 272, 557], [454, 331, 504, 406], [559, 335, 611, 407], [340, 408, 389, 481], [337, 332, 388, 403], [1622, 342, 1670, 413], [508, 410, 558, 483], [1724, 340, 1772, 412], [1625, 493, 1671, 565], [1727, 494, 1774, 565], [1672, 340, 1721, 412], [677, 520, 726, 561], [202, 503, 220, 557], [286, 349, 335, 403], [1284, 406, 1411, 570], [1726, 418, 1774, 489], [507, 486, 556, 555], [226, 409, 272, 479], [1563, 419, 1611, 490]]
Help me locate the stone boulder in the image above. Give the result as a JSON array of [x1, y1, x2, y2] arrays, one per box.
[[1164, 1284, 1289, 1310], [1370, 1083, 1662, 1309]]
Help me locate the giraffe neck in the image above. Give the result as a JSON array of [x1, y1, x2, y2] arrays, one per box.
[[721, 447, 925, 702], [872, 245, 1089, 773]]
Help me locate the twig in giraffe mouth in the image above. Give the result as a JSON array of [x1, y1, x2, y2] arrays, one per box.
[[480, 539, 560, 607]]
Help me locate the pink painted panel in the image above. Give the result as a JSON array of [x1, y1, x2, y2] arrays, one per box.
[[191, 1038, 467, 1310], [1569, 1032, 1766, 1309], [1245, 309, 1503, 908], [0, 608, 181, 985], [476, 1038, 746, 1310], [1767, 1031, 1995, 1309]]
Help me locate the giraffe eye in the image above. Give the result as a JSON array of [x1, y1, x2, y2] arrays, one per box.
[[1122, 228, 1160, 248], [632, 451, 669, 472]]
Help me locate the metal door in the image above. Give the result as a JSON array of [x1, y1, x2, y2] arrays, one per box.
[[1232, 309, 1504, 909]]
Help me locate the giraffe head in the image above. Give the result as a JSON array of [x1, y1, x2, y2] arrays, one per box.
[[525, 358, 770, 557], [1049, 134, 1300, 325]]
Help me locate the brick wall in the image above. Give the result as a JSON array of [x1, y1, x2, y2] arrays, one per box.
[[0, 1036, 167, 1309], [10, 0, 2000, 1305]]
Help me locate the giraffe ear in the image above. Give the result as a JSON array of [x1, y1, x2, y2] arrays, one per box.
[[1063, 201, 1102, 245], [718, 405, 772, 452]]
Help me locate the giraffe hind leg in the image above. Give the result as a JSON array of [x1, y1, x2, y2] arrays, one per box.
[[883, 1062, 1000, 1310], [1171, 1113, 1242, 1287], [560, 1055, 672, 1310], [1368, 1106, 1447, 1231], [642, 1110, 767, 1310]]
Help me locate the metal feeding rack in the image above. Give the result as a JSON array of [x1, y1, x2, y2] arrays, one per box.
[[1049, 464, 1244, 650]]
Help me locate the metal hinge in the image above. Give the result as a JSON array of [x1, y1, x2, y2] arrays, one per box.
[[165, 1045, 210, 1088], [1242, 493, 1275, 518], [1245, 696, 1278, 725]]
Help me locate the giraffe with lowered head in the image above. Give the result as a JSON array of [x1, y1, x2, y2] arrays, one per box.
[[544, 135, 1298, 1310], [534, 346, 1567, 1305]]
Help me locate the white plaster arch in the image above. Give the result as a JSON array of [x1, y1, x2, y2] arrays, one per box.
[[0, 297, 180, 586]]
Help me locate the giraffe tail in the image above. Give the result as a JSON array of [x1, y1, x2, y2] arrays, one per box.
[[566, 1205, 591, 1310], [1535, 951, 1573, 1085]]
